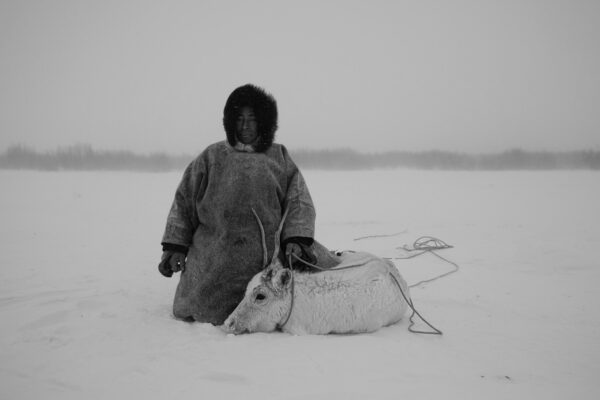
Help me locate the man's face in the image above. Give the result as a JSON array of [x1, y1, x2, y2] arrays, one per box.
[[236, 106, 258, 145]]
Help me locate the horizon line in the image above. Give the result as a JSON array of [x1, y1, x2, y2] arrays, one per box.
[[2, 143, 599, 157]]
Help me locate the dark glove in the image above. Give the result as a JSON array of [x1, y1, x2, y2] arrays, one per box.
[[285, 241, 317, 271], [158, 251, 186, 278]]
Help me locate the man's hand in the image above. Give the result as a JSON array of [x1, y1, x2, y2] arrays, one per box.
[[158, 251, 186, 277], [284, 240, 317, 270], [285, 242, 302, 263]]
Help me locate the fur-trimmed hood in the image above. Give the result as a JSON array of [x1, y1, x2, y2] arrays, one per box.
[[223, 84, 278, 153]]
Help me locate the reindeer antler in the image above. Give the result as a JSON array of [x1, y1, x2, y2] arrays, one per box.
[[251, 207, 290, 268], [251, 208, 268, 268], [271, 207, 289, 264]]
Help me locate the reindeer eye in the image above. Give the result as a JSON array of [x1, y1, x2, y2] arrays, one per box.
[[255, 293, 266, 302]]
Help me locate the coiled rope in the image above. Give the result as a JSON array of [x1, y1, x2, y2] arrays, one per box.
[[390, 236, 459, 289]]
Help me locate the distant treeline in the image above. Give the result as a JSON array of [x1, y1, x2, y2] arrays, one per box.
[[292, 148, 600, 170], [1, 144, 599, 171], [0, 145, 191, 172]]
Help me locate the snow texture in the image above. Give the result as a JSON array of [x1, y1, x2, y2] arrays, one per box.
[[1, 170, 599, 399]]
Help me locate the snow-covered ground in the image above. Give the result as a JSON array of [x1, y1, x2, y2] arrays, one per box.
[[1, 169, 599, 399]]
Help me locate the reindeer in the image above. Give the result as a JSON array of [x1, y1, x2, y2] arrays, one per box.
[[223, 209, 411, 335]]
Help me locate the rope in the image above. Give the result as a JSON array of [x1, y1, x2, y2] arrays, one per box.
[[389, 272, 442, 335], [277, 254, 295, 330], [288, 256, 371, 272], [408, 236, 453, 251], [389, 236, 459, 288], [353, 230, 407, 241], [404, 251, 459, 289]]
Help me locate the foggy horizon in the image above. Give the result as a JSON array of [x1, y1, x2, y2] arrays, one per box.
[[1, 1, 599, 154], [2, 141, 600, 156], [2, 142, 598, 171]]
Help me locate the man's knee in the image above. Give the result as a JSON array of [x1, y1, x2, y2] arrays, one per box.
[[173, 298, 192, 320]]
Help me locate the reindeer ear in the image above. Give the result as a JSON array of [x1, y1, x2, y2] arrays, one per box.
[[262, 262, 282, 289], [262, 264, 275, 282], [273, 268, 292, 291]]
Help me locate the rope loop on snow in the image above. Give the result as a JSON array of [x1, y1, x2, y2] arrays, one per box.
[[392, 236, 459, 289]]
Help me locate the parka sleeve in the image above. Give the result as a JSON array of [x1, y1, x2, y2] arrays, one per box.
[[161, 156, 205, 250], [280, 146, 316, 243]]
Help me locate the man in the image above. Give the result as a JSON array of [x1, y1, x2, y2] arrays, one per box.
[[159, 84, 315, 325]]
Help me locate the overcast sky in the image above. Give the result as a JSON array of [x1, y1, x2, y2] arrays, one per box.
[[1, 0, 599, 154]]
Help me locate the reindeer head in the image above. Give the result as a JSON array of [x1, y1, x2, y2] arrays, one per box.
[[223, 262, 292, 334]]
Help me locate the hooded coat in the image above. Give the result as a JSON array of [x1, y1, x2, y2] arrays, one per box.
[[161, 84, 316, 325]]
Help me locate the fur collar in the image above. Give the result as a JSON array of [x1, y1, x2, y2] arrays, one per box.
[[232, 142, 256, 153]]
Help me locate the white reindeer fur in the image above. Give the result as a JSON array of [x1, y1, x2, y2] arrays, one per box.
[[224, 251, 410, 335]]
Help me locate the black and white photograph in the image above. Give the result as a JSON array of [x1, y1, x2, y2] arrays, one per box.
[[1, 1, 599, 399]]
